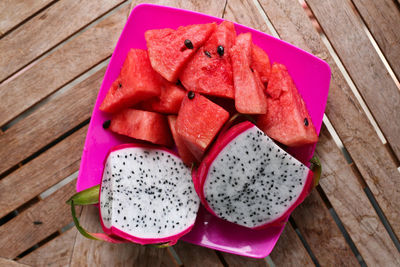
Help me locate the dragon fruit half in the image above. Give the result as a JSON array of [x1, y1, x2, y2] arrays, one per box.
[[67, 143, 200, 245], [193, 121, 316, 229]]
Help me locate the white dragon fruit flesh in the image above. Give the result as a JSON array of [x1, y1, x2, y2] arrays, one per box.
[[193, 121, 315, 229], [99, 144, 200, 245]]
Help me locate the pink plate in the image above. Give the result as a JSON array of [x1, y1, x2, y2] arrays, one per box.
[[76, 3, 331, 258]]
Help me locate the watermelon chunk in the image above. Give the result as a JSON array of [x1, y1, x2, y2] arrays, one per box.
[[145, 23, 217, 82], [139, 78, 186, 114], [230, 33, 267, 114], [180, 21, 236, 99], [110, 109, 173, 147], [176, 92, 229, 160], [168, 115, 196, 166], [251, 44, 271, 84], [257, 63, 318, 146], [100, 49, 161, 113]]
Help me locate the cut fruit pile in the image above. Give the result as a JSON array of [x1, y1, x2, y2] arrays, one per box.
[[100, 21, 318, 161], [68, 21, 321, 246]]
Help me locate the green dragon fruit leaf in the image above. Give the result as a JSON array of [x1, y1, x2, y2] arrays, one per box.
[[310, 156, 322, 187], [66, 184, 100, 205], [66, 185, 126, 243]]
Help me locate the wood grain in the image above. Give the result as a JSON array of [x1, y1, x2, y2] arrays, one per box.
[[306, 0, 400, 160], [291, 191, 359, 266], [0, 4, 129, 127], [0, 0, 55, 36], [18, 227, 78, 267], [258, 0, 400, 240], [0, 67, 105, 176], [316, 125, 400, 266], [270, 224, 313, 266], [223, 0, 270, 34], [0, 257, 30, 267], [350, 0, 400, 80], [173, 241, 223, 267], [69, 205, 178, 267], [219, 252, 269, 267], [0, 125, 87, 218], [0, 0, 124, 82], [0, 180, 79, 259]]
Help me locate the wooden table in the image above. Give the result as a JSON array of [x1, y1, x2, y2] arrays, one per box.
[[0, 0, 399, 266]]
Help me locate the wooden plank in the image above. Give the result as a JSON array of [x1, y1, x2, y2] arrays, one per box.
[[18, 228, 78, 267], [270, 224, 313, 266], [0, 0, 124, 82], [316, 125, 400, 265], [305, 0, 400, 160], [0, 180, 80, 259], [219, 252, 269, 267], [131, 0, 226, 17], [258, 0, 400, 241], [69, 205, 178, 267], [350, 0, 400, 80], [0, 4, 129, 127], [0, 0, 56, 37], [0, 125, 87, 218], [0, 258, 30, 267], [291, 190, 359, 266], [223, 0, 270, 33], [173, 241, 223, 267], [0, 67, 105, 176]]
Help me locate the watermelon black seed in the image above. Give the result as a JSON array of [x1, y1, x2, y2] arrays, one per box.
[[304, 118, 309, 126], [176, 79, 182, 86], [103, 120, 111, 129], [184, 39, 194, 49], [118, 82, 122, 88], [204, 50, 211, 58], [250, 67, 254, 73], [188, 91, 195, 99], [217, 45, 224, 56]]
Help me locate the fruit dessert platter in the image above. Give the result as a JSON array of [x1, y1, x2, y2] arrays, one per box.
[[68, 20, 322, 251]]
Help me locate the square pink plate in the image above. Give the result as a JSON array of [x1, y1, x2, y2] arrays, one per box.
[[76, 3, 331, 258]]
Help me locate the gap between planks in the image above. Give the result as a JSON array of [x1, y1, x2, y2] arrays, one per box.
[[263, 0, 400, 240], [0, 0, 59, 39], [0, 0, 128, 84], [305, 0, 400, 161], [0, 1, 131, 128], [349, 0, 400, 85], [255, 0, 400, 264], [301, 0, 400, 167]]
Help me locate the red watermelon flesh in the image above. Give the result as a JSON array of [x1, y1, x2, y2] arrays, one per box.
[[251, 44, 271, 84], [176, 92, 229, 161], [168, 115, 197, 166], [145, 23, 217, 82], [110, 109, 173, 147], [234, 33, 252, 59], [230, 33, 267, 114], [100, 49, 161, 113], [139, 78, 186, 114], [180, 21, 236, 99], [257, 63, 318, 146]]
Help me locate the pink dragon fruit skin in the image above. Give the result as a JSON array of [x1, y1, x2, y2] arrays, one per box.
[[98, 143, 200, 245], [193, 121, 315, 229]]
